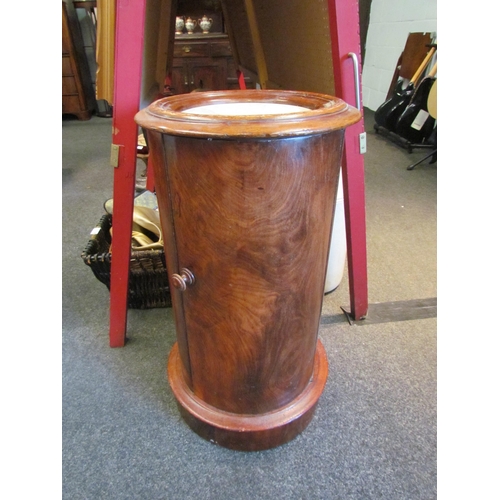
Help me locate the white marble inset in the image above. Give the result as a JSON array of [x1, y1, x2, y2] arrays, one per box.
[[184, 103, 308, 116]]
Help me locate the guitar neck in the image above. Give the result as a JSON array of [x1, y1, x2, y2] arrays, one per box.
[[410, 47, 437, 84], [427, 62, 437, 79]]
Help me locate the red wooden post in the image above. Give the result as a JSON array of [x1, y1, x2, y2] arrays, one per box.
[[328, 0, 369, 320], [109, 0, 147, 346]]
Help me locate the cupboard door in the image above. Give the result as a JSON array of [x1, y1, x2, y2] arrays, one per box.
[[171, 59, 227, 93], [170, 61, 189, 94], [189, 59, 226, 91], [162, 133, 341, 415]]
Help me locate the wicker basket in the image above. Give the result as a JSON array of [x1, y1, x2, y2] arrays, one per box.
[[81, 214, 172, 309]]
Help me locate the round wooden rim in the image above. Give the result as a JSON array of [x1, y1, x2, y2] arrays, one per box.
[[167, 339, 329, 432], [135, 89, 361, 138]]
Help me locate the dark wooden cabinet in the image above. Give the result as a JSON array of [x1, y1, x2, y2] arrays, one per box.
[[172, 56, 227, 93], [171, 34, 255, 93], [136, 90, 361, 450], [62, 1, 94, 120]]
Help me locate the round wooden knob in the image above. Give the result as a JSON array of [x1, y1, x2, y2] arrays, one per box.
[[171, 268, 195, 291]]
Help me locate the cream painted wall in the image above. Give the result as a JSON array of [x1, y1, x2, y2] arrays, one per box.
[[362, 0, 437, 111]]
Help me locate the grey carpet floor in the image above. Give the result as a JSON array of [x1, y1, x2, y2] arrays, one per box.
[[62, 109, 437, 500]]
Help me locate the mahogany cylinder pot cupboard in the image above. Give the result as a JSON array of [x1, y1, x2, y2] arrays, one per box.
[[135, 90, 361, 451]]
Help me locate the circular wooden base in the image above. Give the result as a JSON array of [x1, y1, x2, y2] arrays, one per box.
[[167, 340, 328, 451]]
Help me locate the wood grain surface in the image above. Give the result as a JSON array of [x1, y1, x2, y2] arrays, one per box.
[[153, 131, 342, 414], [168, 339, 329, 451]]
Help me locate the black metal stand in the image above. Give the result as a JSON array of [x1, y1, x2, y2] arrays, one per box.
[[407, 149, 437, 170], [407, 127, 437, 170], [373, 123, 434, 154], [373, 123, 437, 170]]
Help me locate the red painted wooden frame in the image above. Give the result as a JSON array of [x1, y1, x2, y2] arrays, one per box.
[[108, 0, 368, 347], [109, 0, 147, 347], [328, 0, 369, 320]]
